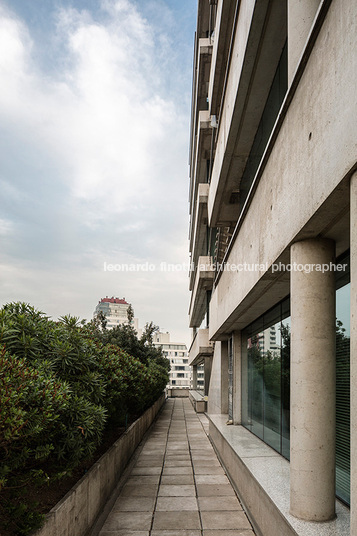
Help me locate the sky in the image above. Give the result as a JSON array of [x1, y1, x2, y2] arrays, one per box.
[[0, 0, 197, 345]]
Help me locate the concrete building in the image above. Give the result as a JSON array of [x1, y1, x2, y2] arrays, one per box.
[[188, 1, 353, 535], [94, 297, 138, 330], [153, 331, 192, 389]]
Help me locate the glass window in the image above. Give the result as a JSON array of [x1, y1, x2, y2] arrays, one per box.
[[242, 298, 290, 456], [335, 252, 350, 505], [242, 253, 350, 504]]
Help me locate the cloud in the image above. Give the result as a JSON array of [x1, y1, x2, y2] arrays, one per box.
[[0, 0, 193, 343]]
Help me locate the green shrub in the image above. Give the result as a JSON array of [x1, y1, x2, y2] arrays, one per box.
[[0, 301, 169, 535], [0, 346, 69, 491]]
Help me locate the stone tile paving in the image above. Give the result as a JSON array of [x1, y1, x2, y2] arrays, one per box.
[[99, 398, 254, 536]]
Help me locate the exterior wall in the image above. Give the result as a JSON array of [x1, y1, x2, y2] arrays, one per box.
[[207, 342, 224, 414], [188, 0, 354, 532], [153, 332, 191, 389], [210, 0, 356, 339], [94, 297, 130, 329]]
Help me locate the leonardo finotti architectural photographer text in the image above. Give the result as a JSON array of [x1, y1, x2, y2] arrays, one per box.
[[103, 261, 348, 273]]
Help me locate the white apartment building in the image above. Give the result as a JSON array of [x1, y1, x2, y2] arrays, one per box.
[[93, 297, 131, 329], [188, 1, 354, 535], [153, 331, 192, 389]]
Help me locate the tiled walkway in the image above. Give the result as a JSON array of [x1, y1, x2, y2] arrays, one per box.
[[99, 398, 254, 536]]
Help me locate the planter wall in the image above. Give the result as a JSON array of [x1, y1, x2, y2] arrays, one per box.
[[32, 394, 166, 536]]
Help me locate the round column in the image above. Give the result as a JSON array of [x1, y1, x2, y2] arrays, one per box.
[[290, 238, 336, 521], [192, 365, 198, 390]]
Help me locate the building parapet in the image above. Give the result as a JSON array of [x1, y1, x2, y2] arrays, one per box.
[[189, 256, 214, 328], [188, 328, 214, 366]]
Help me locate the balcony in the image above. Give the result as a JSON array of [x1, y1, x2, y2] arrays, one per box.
[[189, 183, 209, 290], [208, 0, 287, 227], [196, 38, 213, 114], [208, 0, 236, 117], [189, 37, 213, 174], [189, 110, 212, 214], [189, 256, 214, 328], [188, 328, 214, 366]]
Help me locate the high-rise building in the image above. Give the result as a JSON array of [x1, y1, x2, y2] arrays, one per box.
[[153, 331, 191, 389], [188, 0, 353, 534], [93, 296, 131, 329]]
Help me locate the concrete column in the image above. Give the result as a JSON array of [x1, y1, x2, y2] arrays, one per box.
[[204, 357, 212, 397], [220, 341, 228, 414], [288, 0, 320, 84], [192, 365, 198, 390], [290, 238, 336, 521], [233, 331, 242, 424], [351, 172, 357, 535]]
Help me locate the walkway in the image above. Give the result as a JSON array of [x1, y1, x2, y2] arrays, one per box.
[[98, 398, 254, 536]]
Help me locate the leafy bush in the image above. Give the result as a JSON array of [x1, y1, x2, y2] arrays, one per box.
[[0, 301, 169, 535], [0, 347, 69, 491]]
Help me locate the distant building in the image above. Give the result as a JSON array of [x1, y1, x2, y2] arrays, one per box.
[[153, 331, 192, 389], [94, 296, 132, 330]]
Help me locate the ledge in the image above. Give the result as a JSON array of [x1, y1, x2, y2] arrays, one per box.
[[189, 256, 215, 328], [188, 328, 214, 366], [208, 414, 350, 536], [189, 390, 207, 413], [189, 183, 209, 280]]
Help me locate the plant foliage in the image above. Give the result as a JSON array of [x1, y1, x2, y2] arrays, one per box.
[[0, 302, 169, 535]]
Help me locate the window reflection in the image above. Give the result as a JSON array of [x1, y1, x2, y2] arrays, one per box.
[[242, 253, 350, 505], [243, 300, 290, 455]]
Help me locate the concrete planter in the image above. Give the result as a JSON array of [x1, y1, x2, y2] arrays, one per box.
[[32, 394, 166, 536]]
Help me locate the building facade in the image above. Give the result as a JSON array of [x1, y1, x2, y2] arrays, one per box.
[[188, 1, 354, 535], [94, 297, 131, 329], [153, 331, 192, 389]]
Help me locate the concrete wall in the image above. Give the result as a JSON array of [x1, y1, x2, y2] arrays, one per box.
[[209, 420, 297, 536], [207, 342, 228, 415], [166, 388, 189, 398], [209, 0, 356, 339], [32, 395, 165, 536], [207, 342, 223, 414]]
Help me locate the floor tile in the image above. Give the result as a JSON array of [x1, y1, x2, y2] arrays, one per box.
[[97, 399, 253, 536], [131, 466, 162, 475], [192, 459, 221, 466], [100, 532, 149, 536], [101, 511, 152, 531], [151, 532, 201, 536], [198, 496, 242, 511], [196, 484, 236, 496], [161, 475, 194, 485], [193, 465, 225, 475], [164, 460, 192, 467], [152, 511, 200, 530], [156, 496, 198, 511], [125, 475, 160, 486], [120, 484, 159, 497], [201, 511, 252, 530], [163, 466, 193, 475], [158, 484, 196, 497], [203, 531, 254, 536], [112, 496, 156, 512], [195, 474, 229, 485]]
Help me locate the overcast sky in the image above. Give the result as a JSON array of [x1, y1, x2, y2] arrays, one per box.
[[0, 0, 197, 345]]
